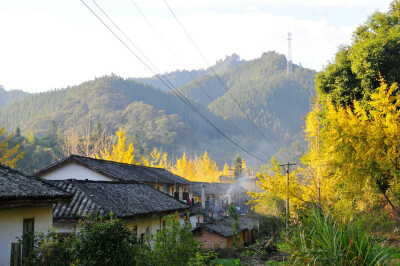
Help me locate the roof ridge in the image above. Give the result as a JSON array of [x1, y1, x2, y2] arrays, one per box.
[[72, 155, 166, 170]]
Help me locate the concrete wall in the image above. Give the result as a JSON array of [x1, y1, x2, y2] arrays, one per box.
[[40, 162, 112, 181], [0, 205, 53, 266]]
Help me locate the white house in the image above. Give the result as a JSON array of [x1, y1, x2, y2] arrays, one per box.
[[0, 165, 71, 266], [35, 155, 192, 201], [45, 179, 190, 239]]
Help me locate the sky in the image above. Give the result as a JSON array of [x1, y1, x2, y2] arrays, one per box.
[[0, 0, 392, 93]]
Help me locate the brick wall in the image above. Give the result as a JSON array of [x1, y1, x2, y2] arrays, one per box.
[[194, 230, 228, 249]]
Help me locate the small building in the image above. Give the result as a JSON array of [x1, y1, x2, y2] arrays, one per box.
[[46, 179, 190, 239], [0, 165, 71, 266], [35, 155, 192, 201], [192, 217, 257, 249], [189, 182, 251, 220]]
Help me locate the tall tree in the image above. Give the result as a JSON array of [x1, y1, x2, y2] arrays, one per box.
[[233, 154, 243, 179], [0, 127, 24, 168], [322, 81, 400, 216], [316, 1, 400, 106], [96, 128, 135, 164]]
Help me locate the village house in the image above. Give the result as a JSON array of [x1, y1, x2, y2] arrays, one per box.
[[189, 182, 251, 220], [192, 217, 258, 249], [35, 155, 192, 201], [0, 165, 71, 266], [45, 179, 190, 239]]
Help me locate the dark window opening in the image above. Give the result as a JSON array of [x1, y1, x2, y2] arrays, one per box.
[[22, 218, 34, 259]]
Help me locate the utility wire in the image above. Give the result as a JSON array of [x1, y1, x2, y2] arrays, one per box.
[[80, 0, 268, 164], [129, 0, 269, 158], [163, 0, 280, 153]]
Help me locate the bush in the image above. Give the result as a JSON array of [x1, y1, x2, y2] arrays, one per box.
[[282, 207, 395, 265], [72, 216, 139, 265], [144, 213, 202, 266], [20, 231, 74, 266]]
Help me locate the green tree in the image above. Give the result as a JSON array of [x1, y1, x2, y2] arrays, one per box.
[[72, 216, 138, 265], [233, 154, 243, 179], [316, 0, 400, 106], [146, 213, 201, 266]]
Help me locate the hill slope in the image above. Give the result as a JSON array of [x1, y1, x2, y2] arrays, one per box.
[[180, 51, 317, 143], [0, 51, 316, 168], [134, 54, 245, 91], [0, 85, 32, 108]]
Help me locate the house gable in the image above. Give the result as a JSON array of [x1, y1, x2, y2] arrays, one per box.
[[39, 161, 113, 182]]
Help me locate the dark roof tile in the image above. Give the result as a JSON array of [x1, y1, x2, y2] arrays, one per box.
[[197, 217, 254, 237], [46, 180, 189, 220], [36, 155, 191, 185], [0, 164, 71, 200]]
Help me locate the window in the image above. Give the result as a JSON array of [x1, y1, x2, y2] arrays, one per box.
[[132, 226, 137, 237], [140, 233, 145, 244], [22, 218, 34, 259]]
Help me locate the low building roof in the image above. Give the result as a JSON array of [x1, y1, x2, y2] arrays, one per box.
[[189, 182, 235, 196], [35, 155, 191, 185], [46, 179, 190, 220], [0, 165, 71, 208], [195, 217, 254, 238]]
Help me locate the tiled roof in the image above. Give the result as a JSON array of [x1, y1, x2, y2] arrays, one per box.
[[0, 164, 71, 200], [46, 180, 189, 220], [196, 217, 254, 237], [36, 155, 191, 185]]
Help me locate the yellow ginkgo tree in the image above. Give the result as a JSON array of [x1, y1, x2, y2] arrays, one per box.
[[96, 128, 135, 164], [0, 127, 24, 168], [322, 81, 400, 216]]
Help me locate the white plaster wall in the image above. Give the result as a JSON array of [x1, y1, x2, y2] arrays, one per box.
[[126, 215, 162, 242], [180, 215, 203, 228], [40, 162, 112, 181], [0, 205, 53, 266], [54, 215, 164, 239], [53, 221, 79, 234]]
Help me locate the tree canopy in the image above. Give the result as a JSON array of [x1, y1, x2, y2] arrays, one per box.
[[316, 1, 400, 106]]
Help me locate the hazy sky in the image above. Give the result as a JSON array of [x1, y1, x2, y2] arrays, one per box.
[[0, 0, 392, 93]]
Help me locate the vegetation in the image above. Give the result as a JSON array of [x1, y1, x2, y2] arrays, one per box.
[[281, 207, 397, 265], [22, 213, 214, 266], [0, 126, 24, 168], [316, 1, 400, 107], [248, 2, 400, 264], [0, 50, 316, 171]]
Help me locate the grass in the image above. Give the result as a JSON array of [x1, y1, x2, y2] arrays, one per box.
[[281, 208, 396, 265]]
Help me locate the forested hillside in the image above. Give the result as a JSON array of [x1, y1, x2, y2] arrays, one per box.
[[135, 54, 245, 91], [0, 51, 316, 171], [180, 51, 316, 143], [0, 85, 32, 108]]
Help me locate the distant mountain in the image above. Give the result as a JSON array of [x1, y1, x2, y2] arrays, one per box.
[[179, 51, 317, 143], [134, 54, 245, 91], [0, 76, 229, 153], [0, 85, 32, 109], [0, 51, 316, 168], [208, 52, 316, 140]]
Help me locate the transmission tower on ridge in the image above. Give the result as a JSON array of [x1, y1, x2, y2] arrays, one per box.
[[287, 32, 292, 75]]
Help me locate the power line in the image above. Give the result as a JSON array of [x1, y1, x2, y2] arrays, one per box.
[[128, 0, 269, 158], [80, 0, 268, 164], [163, 0, 280, 153]]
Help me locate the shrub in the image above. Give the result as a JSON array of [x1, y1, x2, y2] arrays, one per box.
[[20, 231, 74, 266], [72, 216, 139, 265], [144, 213, 201, 266]]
